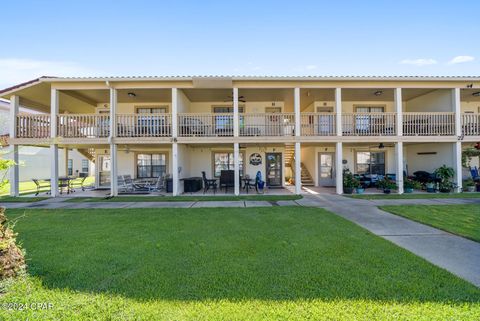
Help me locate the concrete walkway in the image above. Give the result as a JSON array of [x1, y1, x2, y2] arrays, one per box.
[[3, 195, 480, 287]]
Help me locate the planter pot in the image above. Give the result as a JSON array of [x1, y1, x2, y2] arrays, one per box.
[[426, 183, 435, 193], [466, 186, 476, 192], [383, 188, 391, 194], [344, 187, 354, 194], [356, 188, 365, 194], [404, 187, 414, 193]]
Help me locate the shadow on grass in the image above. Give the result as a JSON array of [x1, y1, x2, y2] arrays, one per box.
[[7, 207, 480, 303]]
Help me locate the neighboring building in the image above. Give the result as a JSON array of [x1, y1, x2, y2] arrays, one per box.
[[0, 99, 94, 181], [1, 76, 479, 196]]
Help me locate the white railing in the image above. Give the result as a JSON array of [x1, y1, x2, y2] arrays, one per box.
[[301, 113, 336, 136], [240, 113, 295, 136], [342, 113, 396, 136], [178, 113, 234, 137], [16, 114, 50, 138], [116, 114, 172, 137], [58, 114, 110, 138], [462, 113, 480, 136], [403, 112, 455, 136]]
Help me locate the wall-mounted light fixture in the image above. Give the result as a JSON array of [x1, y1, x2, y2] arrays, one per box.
[[472, 92, 480, 97], [374, 90, 383, 96], [128, 92, 136, 98]]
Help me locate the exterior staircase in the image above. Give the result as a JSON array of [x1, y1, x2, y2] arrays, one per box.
[[300, 163, 314, 186], [284, 144, 314, 186], [77, 148, 96, 163]]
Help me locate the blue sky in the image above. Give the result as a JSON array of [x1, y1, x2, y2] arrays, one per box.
[[1, 0, 479, 87]]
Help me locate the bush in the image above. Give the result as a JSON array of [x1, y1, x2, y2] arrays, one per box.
[[0, 207, 25, 280], [404, 179, 422, 190], [377, 177, 397, 190]]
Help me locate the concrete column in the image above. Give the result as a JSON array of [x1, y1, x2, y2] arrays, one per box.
[[395, 142, 404, 194], [453, 141, 462, 192], [336, 142, 343, 194], [234, 143, 240, 195], [171, 88, 178, 138], [294, 142, 301, 194], [335, 88, 342, 136], [394, 88, 403, 136], [50, 89, 59, 197], [233, 88, 239, 137], [9, 95, 19, 197], [172, 142, 179, 196], [110, 143, 118, 196], [294, 88, 301, 137], [453, 88, 462, 137], [109, 88, 117, 138], [64, 148, 69, 176]]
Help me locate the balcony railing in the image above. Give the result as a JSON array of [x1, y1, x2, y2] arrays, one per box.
[[16, 114, 50, 138], [301, 113, 336, 136], [58, 114, 110, 138], [462, 113, 480, 136], [240, 113, 295, 136], [117, 114, 172, 137], [342, 113, 396, 136], [403, 112, 455, 136], [178, 113, 234, 137]]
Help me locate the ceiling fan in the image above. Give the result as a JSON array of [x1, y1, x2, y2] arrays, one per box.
[[224, 95, 246, 103]]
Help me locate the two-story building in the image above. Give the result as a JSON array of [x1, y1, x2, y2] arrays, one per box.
[[1, 76, 479, 197]]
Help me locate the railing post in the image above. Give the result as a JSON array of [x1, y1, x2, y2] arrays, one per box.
[[233, 88, 239, 137], [453, 88, 461, 137], [294, 88, 300, 137], [335, 88, 342, 136], [9, 95, 19, 197], [394, 88, 402, 136]]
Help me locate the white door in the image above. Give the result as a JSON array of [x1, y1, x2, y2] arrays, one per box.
[[96, 155, 111, 188], [318, 152, 336, 186], [316, 106, 334, 134]]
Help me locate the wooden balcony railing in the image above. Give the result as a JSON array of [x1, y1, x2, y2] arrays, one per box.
[[403, 112, 455, 136], [301, 113, 336, 136], [462, 113, 480, 136], [342, 113, 396, 136], [58, 114, 110, 138], [16, 114, 50, 138], [178, 113, 234, 137], [116, 114, 172, 137], [240, 113, 295, 136]]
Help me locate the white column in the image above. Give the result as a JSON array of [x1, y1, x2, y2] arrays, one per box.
[[109, 88, 117, 138], [50, 89, 59, 197], [64, 148, 69, 176], [335, 88, 342, 136], [394, 88, 403, 136], [294, 142, 301, 194], [453, 88, 462, 137], [172, 142, 179, 196], [294, 88, 301, 137], [234, 143, 240, 195], [9, 95, 19, 196], [171, 88, 178, 138], [335, 142, 343, 194], [110, 143, 118, 196], [453, 142, 462, 193], [395, 142, 404, 194], [233, 88, 239, 137]]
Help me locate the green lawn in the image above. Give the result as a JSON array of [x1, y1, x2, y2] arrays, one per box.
[[348, 192, 480, 200], [0, 177, 95, 196], [381, 204, 480, 242], [65, 194, 302, 203], [1, 207, 479, 320], [0, 196, 48, 203]]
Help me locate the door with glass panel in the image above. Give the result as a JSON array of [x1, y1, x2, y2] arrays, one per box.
[[355, 106, 384, 134], [97, 155, 111, 188], [137, 107, 167, 136], [316, 106, 334, 135], [266, 153, 282, 187], [318, 152, 335, 186], [265, 107, 282, 136]]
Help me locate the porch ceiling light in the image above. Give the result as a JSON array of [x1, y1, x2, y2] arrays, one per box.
[[374, 90, 383, 96], [128, 92, 136, 97], [472, 92, 480, 97]]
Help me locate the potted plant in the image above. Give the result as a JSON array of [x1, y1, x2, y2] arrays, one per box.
[[425, 179, 436, 193], [434, 165, 455, 193], [343, 170, 359, 194], [403, 179, 420, 193], [464, 179, 476, 192], [377, 177, 397, 194]]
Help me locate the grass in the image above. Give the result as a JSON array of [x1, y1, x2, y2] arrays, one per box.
[[347, 192, 480, 200], [0, 177, 95, 196], [1, 207, 479, 320], [0, 196, 48, 203], [65, 194, 302, 202], [381, 204, 480, 242]]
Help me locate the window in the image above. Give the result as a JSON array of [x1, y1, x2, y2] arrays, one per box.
[[67, 159, 73, 176], [137, 107, 167, 114], [356, 152, 385, 175], [213, 106, 244, 132], [82, 159, 89, 173], [213, 152, 244, 177], [136, 153, 167, 178]]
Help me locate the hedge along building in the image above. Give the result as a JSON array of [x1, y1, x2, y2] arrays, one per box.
[[1, 75, 479, 197]]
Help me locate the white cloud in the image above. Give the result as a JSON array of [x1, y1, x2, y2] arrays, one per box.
[[448, 55, 475, 64], [305, 65, 318, 70], [0, 58, 99, 89], [400, 58, 438, 66]]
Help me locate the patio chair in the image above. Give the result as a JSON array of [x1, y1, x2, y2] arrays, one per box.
[[123, 175, 150, 192], [471, 166, 479, 182], [201, 171, 217, 194], [117, 175, 129, 193], [144, 175, 167, 192], [219, 170, 234, 193], [32, 178, 50, 196]]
